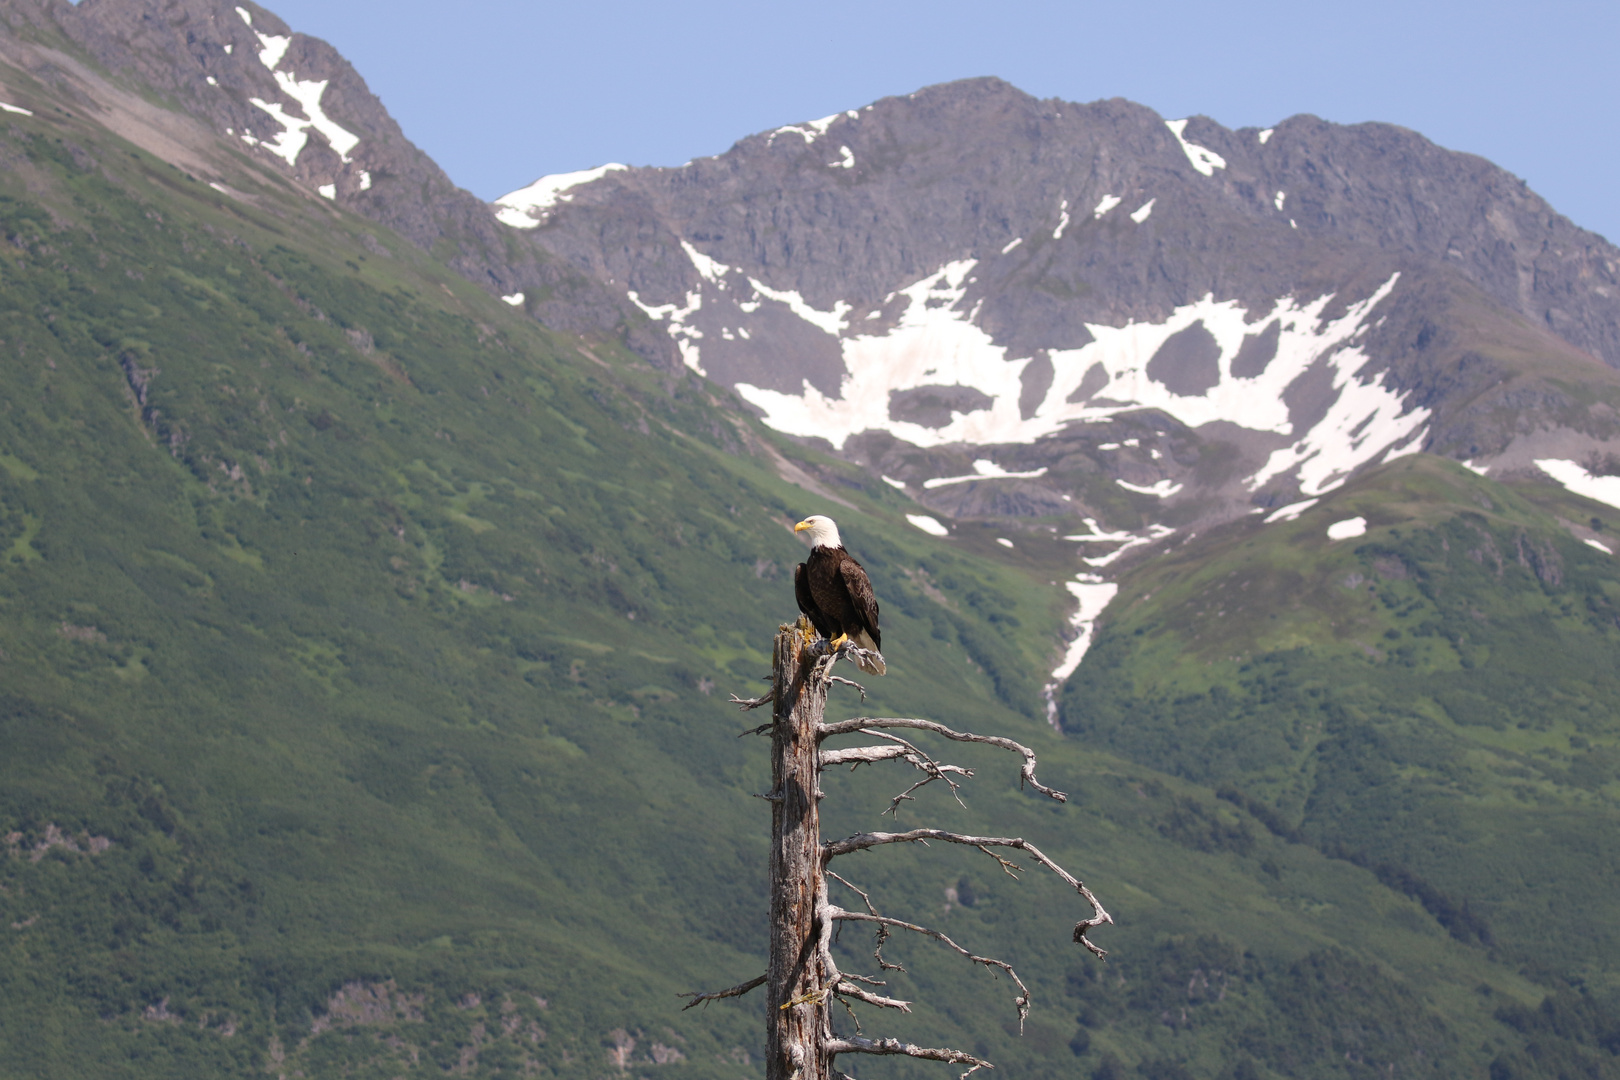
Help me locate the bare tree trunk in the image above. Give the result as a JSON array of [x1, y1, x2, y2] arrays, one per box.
[[683, 621, 1111, 1076], [767, 625, 834, 1080]]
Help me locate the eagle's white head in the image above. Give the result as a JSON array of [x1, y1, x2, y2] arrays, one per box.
[[794, 515, 843, 549]]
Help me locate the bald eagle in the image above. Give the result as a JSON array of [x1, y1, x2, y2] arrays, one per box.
[[794, 515, 886, 676]]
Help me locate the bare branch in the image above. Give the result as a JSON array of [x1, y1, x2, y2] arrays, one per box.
[[833, 981, 911, 1012], [820, 731, 974, 816], [828, 674, 866, 701], [828, 871, 904, 972], [819, 745, 912, 767], [826, 1035, 993, 1077], [816, 717, 1066, 803], [730, 688, 774, 711], [824, 829, 1114, 959], [827, 870, 878, 914], [830, 907, 1031, 1029], [835, 993, 863, 1035], [839, 973, 888, 987], [677, 974, 766, 1010], [975, 844, 1023, 879], [867, 731, 973, 815]]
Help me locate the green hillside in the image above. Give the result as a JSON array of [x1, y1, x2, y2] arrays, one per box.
[[1063, 456, 1620, 1077], [0, 42, 1617, 1080]]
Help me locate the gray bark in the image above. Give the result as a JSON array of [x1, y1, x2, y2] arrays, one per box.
[[767, 625, 835, 1080], [686, 622, 1110, 1077]]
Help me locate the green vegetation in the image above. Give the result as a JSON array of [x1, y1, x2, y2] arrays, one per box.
[[0, 53, 1617, 1080], [1064, 456, 1620, 1076]]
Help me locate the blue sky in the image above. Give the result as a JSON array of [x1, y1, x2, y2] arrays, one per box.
[[268, 0, 1620, 244]]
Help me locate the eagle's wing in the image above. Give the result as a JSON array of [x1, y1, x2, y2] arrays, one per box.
[[795, 561, 832, 639], [839, 555, 881, 651]]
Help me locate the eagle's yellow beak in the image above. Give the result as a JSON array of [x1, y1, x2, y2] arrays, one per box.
[[794, 520, 811, 532]]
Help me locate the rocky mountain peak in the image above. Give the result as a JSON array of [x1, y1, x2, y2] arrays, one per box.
[[494, 77, 1620, 654]]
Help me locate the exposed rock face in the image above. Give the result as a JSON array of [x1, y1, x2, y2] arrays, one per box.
[[503, 77, 1620, 537], [519, 78, 1620, 361]]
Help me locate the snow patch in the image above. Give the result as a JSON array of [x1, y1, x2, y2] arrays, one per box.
[[1535, 459, 1620, 511], [501, 292, 524, 306], [1116, 478, 1183, 498], [1586, 538, 1614, 554], [246, 74, 358, 167], [1327, 516, 1367, 540], [275, 74, 357, 158], [1130, 199, 1155, 223], [1045, 577, 1119, 727], [1001, 237, 1023, 254], [770, 112, 843, 146], [245, 99, 306, 165], [1165, 119, 1227, 176], [358, 170, 371, 191], [1244, 275, 1426, 495], [682, 240, 731, 285], [830, 145, 854, 169], [1064, 519, 1136, 543], [233, 8, 289, 69], [1274, 191, 1286, 212], [745, 277, 851, 336], [906, 514, 948, 536], [1461, 460, 1489, 476], [729, 261, 1411, 490], [996, 537, 1014, 548], [1081, 523, 1172, 568], [880, 475, 907, 490], [317, 183, 335, 199], [923, 459, 1049, 489], [1052, 199, 1071, 240], [1258, 128, 1274, 144], [0, 102, 32, 115], [206, 76, 218, 86], [626, 288, 704, 374], [255, 33, 289, 69], [1093, 194, 1122, 218], [1264, 498, 1318, 523], [494, 164, 627, 227]]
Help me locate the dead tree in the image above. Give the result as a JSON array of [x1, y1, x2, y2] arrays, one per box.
[[683, 620, 1112, 1080]]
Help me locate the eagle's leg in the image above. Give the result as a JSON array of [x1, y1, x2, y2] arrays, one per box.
[[829, 632, 850, 650]]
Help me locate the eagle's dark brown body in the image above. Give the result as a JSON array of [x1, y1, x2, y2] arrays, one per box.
[[795, 545, 881, 654]]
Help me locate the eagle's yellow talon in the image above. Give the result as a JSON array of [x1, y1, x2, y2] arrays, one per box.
[[830, 633, 849, 650]]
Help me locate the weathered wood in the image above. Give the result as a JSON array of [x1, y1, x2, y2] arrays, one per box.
[[677, 619, 1109, 1077], [767, 623, 834, 1080]]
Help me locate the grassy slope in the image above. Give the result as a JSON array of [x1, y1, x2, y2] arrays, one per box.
[[1065, 455, 1620, 1075], [0, 49, 1612, 1080]]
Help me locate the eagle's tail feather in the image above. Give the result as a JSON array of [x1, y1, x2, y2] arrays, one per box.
[[848, 630, 886, 676], [853, 650, 887, 676]]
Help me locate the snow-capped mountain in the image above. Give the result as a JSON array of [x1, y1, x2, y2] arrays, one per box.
[[488, 79, 1620, 709], [499, 78, 1620, 538]]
